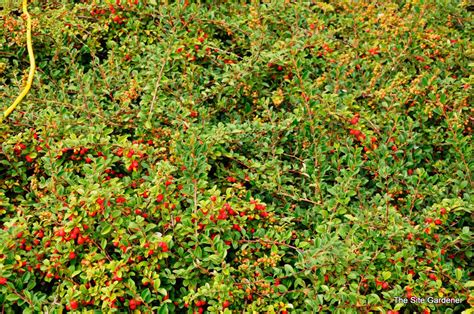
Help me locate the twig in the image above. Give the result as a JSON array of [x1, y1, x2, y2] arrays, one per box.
[[239, 239, 305, 254], [149, 35, 175, 116], [276, 191, 321, 205]]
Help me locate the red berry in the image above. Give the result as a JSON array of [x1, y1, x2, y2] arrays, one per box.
[[429, 273, 437, 281], [0, 277, 7, 285], [128, 160, 139, 171], [349, 129, 360, 136], [218, 211, 228, 220], [156, 194, 164, 202], [175, 216, 181, 223], [70, 301, 78, 310], [222, 300, 230, 308], [25, 155, 33, 163], [440, 208, 446, 215], [434, 219, 442, 225], [58, 229, 66, 237], [232, 224, 242, 232], [382, 282, 389, 289], [159, 242, 168, 252], [425, 218, 433, 224], [69, 252, 76, 259], [350, 115, 359, 125]]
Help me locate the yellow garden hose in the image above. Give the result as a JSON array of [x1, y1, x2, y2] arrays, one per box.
[[1, 0, 35, 123]]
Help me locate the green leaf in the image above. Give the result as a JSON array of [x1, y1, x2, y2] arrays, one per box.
[[6, 294, 20, 302], [101, 224, 112, 235], [368, 294, 381, 304], [141, 288, 151, 303], [23, 308, 33, 314], [154, 278, 161, 290], [158, 306, 169, 314], [71, 270, 82, 278], [157, 288, 167, 296]]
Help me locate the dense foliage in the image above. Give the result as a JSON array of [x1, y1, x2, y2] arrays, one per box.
[[1, 0, 472, 313]]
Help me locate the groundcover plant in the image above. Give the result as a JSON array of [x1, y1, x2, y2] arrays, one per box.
[[0, 0, 472, 313]]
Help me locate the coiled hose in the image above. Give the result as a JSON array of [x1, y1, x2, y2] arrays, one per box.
[[1, 0, 35, 123]]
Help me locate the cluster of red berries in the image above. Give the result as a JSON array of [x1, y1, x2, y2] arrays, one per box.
[[251, 200, 269, 218], [425, 217, 442, 225], [375, 279, 390, 289], [268, 62, 285, 72], [209, 202, 236, 222], [129, 299, 141, 310], [13, 137, 42, 163], [90, 0, 139, 25], [158, 241, 169, 252]]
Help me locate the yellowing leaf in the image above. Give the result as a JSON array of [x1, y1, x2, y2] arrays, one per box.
[[272, 89, 284, 106]]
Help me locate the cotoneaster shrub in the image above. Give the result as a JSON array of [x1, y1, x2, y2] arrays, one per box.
[[0, 0, 472, 313]]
